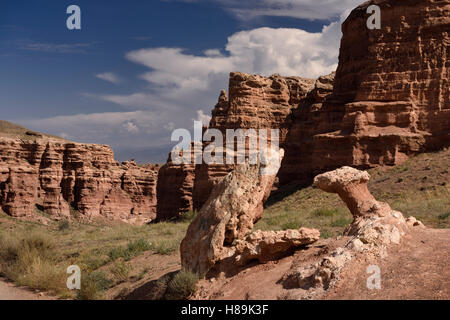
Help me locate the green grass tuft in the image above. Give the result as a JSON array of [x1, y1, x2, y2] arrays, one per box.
[[165, 270, 199, 300]]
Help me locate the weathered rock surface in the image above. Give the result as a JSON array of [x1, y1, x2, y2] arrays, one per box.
[[284, 166, 423, 296], [192, 73, 316, 213], [191, 0, 449, 215], [156, 159, 195, 222], [234, 228, 320, 266], [180, 148, 285, 277], [281, 0, 450, 185], [314, 166, 387, 219], [0, 137, 159, 224]]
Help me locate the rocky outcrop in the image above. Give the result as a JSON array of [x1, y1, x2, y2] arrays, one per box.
[[0, 137, 159, 224], [5, 0, 447, 225], [192, 73, 317, 213], [192, 0, 449, 213], [283, 166, 424, 295], [277, 73, 336, 184], [180, 148, 287, 277], [280, 0, 450, 185], [234, 228, 320, 266], [156, 154, 195, 221], [313, 166, 387, 219]]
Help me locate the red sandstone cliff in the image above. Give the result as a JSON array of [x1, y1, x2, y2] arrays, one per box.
[[193, 73, 317, 211], [280, 0, 450, 184], [157, 0, 450, 219], [0, 126, 159, 224], [2, 0, 448, 223]]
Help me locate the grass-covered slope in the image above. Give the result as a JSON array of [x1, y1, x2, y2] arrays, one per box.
[[0, 120, 66, 141], [0, 148, 448, 299], [258, 148, 450, 237]]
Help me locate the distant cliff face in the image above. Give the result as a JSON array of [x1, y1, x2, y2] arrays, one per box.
[[192, 72, 317, 212], [0, 137, 159, 225], [2, 0, 448, 223], [158, 0, 450, 220], [278, 0, 450, 184]]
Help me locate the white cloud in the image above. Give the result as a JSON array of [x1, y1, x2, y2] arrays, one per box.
[[127, 48, 233, 90], [80, 12, 351, 162], [19, 40, 93, 54], [18, 111, 170, 146], [19, 1, 363, 163], [193, 110, 212, 127], [121, 23, 341, 97], [174, 0, 364, 21], [122, 121, 139, 133], [95, 72, 121, 84]]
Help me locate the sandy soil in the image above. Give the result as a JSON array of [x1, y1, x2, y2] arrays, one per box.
[[0, 278, 55, 300]]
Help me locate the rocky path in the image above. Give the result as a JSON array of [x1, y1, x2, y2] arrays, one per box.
[[0, 278, 54, 300], [322, 228, 450, 300], [192, 228, 450, 300]]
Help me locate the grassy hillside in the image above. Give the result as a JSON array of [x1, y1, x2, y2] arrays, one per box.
[[0, 120, 66, 141], [0, 211, 192, 299], [258, 148, 450, 237]]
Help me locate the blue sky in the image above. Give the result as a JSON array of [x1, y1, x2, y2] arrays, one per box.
[[0, 0, 363, 163]]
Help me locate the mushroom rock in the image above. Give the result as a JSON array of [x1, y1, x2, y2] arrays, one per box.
[[313, 166, 390, 219], [283, 166, 426, 294]]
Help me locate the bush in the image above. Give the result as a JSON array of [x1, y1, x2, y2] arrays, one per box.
[[88, 271, 113, 291], [77, 275, 100, 300], [127, 238, 151, 255], [439, 212, 450, 220], [76, 270, 114, 300], [108, 246, 130, 261], [58, 220, 70, 231], [165, 270, 199, 300]]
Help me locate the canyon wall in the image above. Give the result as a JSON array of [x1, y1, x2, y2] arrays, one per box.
[[156, 153, 195, 221], [192, 73, 317, 211], [279, 0, 450, 184], [158, 0, 450, 219], [0, 137, 159, 224], [1, 0, 448, 223]]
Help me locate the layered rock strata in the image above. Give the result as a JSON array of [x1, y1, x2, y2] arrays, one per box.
[[187, 0, 450, 218], [279, 0, 450, 184], [192, 73, 317, 212], [0, 137, 159, 224]]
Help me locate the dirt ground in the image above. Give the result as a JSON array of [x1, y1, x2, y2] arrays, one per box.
[[190, 228, 450, 300], [0, 278, 55, 300], [323, 228, 450, 300]]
